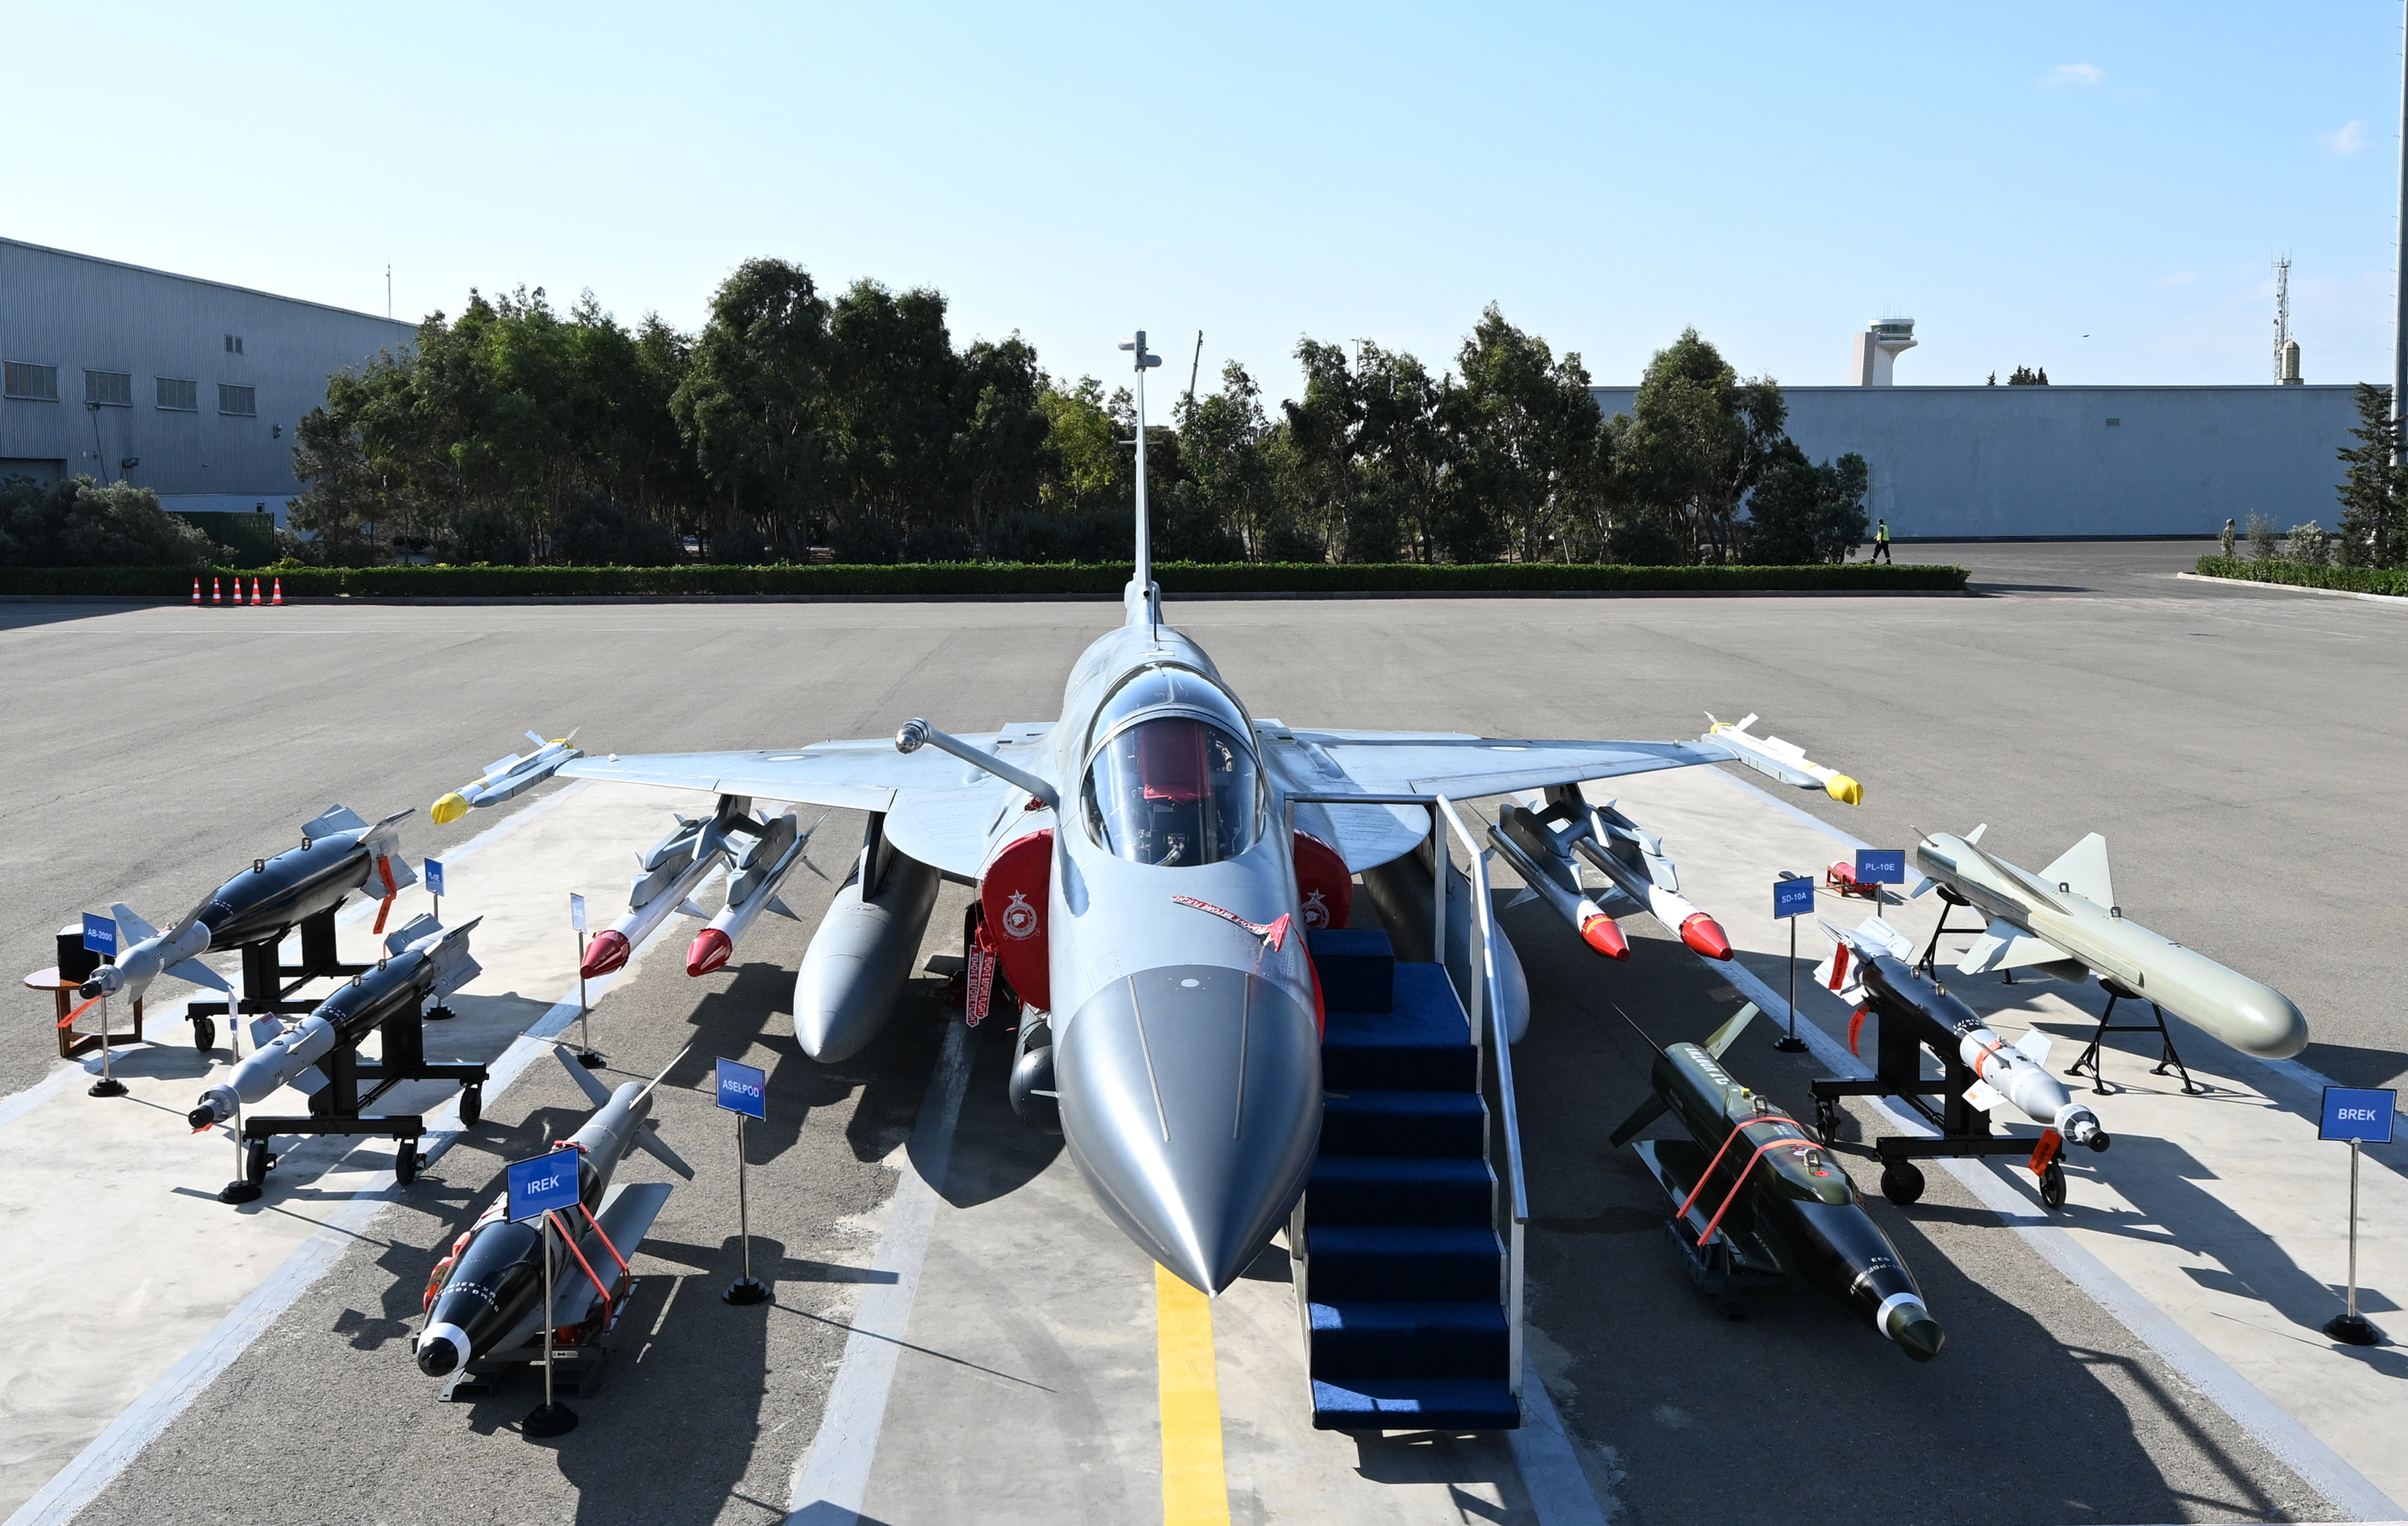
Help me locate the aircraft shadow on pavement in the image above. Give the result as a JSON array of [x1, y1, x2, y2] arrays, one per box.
[[941, 1000, 1064, 1210], [1501, 906, 2320, 1525]]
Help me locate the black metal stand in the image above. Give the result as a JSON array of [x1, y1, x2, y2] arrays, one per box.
[[183, 906, 371, 1052], [1915, 887, 1990, 978], [1810, 1001, 2070, 1211], [2065, 978, 2201, 1096], [233, 996, 487, 1191]]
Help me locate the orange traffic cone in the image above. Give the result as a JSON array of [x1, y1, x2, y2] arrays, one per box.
[[271, 577, 283, 606], [190, 578, 200, 606], [211, 577, 222, 606], [249, 577, 262, 606]]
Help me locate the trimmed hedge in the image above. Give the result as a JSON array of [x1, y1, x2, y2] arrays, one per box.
[[0, 559, 1968, 599], [2194, 556, 2408, 597]]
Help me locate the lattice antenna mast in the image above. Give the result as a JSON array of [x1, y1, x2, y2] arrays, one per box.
[[2273, 257, 2292, 382]]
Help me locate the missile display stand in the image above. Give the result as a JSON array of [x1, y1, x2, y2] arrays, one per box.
[[2066, 978, 2202, 1097], [1913, 887, 1999, 980], [1810, 1008, 2074, 1211], [234, 993, 488, 1190], [182, 906, 370, 1052]]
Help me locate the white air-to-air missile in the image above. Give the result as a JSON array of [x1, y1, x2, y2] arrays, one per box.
[[188, 915, 482, 1129], [578, 802, 741, 979], [1486, 791, 1739, 963], [1817, 914, 2108, 1149], [1911, 826, 2308, 1059], [1705, 713, 1863, 805], [430, 732, 582, 825], [554, 327, 1862, 1297], [685, 809, 825, 976]]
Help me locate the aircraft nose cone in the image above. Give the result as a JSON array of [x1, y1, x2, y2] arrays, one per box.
[[1055, 966, 1321, 1294]]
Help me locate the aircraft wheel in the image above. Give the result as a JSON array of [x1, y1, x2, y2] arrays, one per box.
[[396, 1143, 421, 1186], [244, 1139, 271, 1186], [459, 1085, 482, 1127], [2038, 1161, 2067, 1211], [192, 1016, 217, 1054], [1879, 1162, 1925, 1206], [1009, 1018, 1060, 1134]]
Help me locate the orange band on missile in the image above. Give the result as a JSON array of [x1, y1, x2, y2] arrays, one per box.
[[57, 993, 102, 1029]]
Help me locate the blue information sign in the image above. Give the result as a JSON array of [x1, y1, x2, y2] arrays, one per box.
[[424, 858, 445, 898], [506, 1148, 581, 1222], [1855, 849, 1907, 885], [81, 912, 117, 957], [1773, 877, 1815, 919], [716, 1057, 767, 1120], [2320, 1086, 2397, 1144]]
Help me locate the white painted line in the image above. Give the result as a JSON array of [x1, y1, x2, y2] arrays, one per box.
[[1705, 931, 2405, 1523], [2172, 571, 2408, 607], [1508, 1374, 1614, 1525], [784, 1018, 973, 1525]]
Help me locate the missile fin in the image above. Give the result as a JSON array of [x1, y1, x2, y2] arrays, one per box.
[[1908, 876, 1937, 900], [675, 898, 711, 920], [385, 912, 443, 955], [1703, 1002, 1761, 1059], [165, 957, 230, 993], [110, 904, 159, 942], [766, 895, 801, 921], [1964, 1079, 2008, 1115], [554, 1045, 617, 1106], [1609, 1094, 1669, 1149], [633, 1123, 696, 1179], [294, 1066, 330, 1095], [247, 1016, 284, 1050], [2038, 833, 2115, 908], [2013, 1030, 2053, 1065], [303, 804, 368, 838], [1967, 823, 1988, 844], [1505, 887, 1539, 911]]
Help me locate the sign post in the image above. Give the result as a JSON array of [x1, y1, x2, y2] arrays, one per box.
[[425, 857, 446, 922], [569, 893, 600, 1068], [1854, 849, 1906, 903], [82, 914, 126, 1098], [2318, 1086, 2396, 1347], [1772, 873, 1813, 1052], [717, 1057, 769, 1305], [509, 1148, 583, 1436]]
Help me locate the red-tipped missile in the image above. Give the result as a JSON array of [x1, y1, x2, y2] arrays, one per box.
[[1578, 900, 1631, 959], [581, 928, 631, 978], [1679, 912, 1733, 961], [685, 927, 732, 977]]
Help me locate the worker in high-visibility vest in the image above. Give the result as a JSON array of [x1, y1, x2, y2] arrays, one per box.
[[1871, 518, 1892, 563]]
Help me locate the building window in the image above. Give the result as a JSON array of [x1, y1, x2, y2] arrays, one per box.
[[223, 334, 244, 355], [217, 383, 257, 417], [2105, 417, 2121, 427], [3, 361, 59, 400], [85, 370, 133, 407], [156, 376, 198, 412]]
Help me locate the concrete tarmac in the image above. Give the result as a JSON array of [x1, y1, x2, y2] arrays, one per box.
[[7, 541, 2402, 1523]]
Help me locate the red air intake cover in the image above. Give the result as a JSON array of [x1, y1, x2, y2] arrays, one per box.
[[1292, 831, 1353, 931], [979, 829, 1053, 1012]]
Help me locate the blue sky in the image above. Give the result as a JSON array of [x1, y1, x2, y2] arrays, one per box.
[[12, 1, 2405, 400]]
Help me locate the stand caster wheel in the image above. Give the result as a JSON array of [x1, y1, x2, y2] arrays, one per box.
[[396, 1144, 422, 1185], [1879, 1162, 1925, 1206], [1814, 1098, 1840, 1146], [245, 1139, 273, 1186], [192, 1016, 216, 1053], [459, 1085, 482, 1127], [2038, 1160, 2067, 1211]]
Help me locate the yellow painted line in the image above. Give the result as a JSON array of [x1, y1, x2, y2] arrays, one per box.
[[1155, 1262, 1231, 1525]]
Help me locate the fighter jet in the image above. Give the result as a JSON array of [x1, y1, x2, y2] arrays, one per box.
[[559, 330, 1858, 1294], [1911, 826, 2307, 1059]]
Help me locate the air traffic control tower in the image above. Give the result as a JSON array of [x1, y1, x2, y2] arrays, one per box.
[[1851, 318, 1917, 385]]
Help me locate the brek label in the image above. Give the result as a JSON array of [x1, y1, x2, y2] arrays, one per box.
[[507, 1148, 582, 1222], [2320, 1086, 2397, 1144]]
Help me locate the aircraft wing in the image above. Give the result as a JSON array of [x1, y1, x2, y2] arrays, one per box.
[[1956, 919, 2090, 981], [559, 728, 1052, 881]]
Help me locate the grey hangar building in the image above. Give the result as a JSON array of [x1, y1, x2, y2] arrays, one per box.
[[0, 236, 413, 523]]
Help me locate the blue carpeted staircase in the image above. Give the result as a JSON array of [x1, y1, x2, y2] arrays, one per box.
[[1297, 927, 1519, 1431]]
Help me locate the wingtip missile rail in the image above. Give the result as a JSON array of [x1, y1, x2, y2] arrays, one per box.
[[1613, 1003, 1942, 1360], [430, 731, 582, 825], [1702, 713, 1862, 806]]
